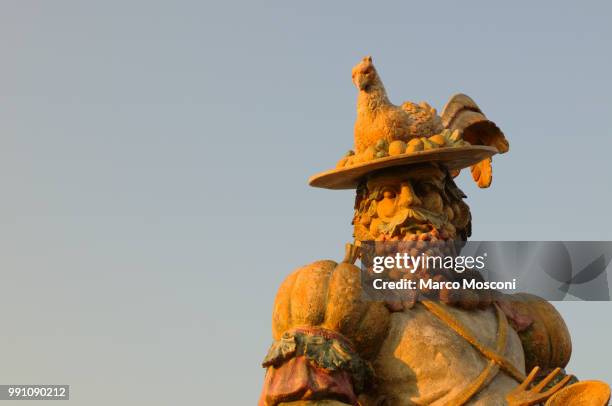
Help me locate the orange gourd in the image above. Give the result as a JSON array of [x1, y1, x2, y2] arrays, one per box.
[[505, 293, 572, 372], [271, 260, 390, 360]]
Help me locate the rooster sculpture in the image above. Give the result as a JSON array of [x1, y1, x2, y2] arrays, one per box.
[[351, 56, 509, 188]]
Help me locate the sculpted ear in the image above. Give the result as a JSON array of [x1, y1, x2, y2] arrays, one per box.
[[365, 56, 372, 63]]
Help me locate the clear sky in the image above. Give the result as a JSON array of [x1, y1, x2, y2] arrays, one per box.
[[1, 1, 611, 404]]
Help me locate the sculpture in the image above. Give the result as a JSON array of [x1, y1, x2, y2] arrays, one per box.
[[259, 57, 610, 406]]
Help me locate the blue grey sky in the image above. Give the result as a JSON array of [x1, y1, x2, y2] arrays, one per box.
[[1, 1, 611, 404]]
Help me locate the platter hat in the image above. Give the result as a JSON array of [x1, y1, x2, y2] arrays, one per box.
[[308, 91, 509, 190]]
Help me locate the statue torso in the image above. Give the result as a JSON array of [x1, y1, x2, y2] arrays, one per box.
[[361, 303, 525, 406]]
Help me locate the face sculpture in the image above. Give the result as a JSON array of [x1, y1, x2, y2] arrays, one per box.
[[353, 164, 491, 310], [353, 164, 472, 243]]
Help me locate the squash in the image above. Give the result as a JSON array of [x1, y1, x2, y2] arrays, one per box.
[[272, 260, 390, 360], [406, 138, 424, 153], [388, 140, 406, 156], [504, 293, 572, 371], [429, 134, 446, 146]]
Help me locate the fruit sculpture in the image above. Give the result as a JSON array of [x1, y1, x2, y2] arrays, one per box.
[[258, 57, 610, 406]]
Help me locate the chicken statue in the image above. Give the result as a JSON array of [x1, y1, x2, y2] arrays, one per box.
[[258, 57, 610, 406], [352, 56, 509, 188]]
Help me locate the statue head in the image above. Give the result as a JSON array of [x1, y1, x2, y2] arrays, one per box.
[[354, 165, 492, 310], [307, 57, 511, 310], [353, 164, 472, 243]]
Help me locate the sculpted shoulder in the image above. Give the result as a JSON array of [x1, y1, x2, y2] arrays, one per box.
[[272, 259, 390, 359]]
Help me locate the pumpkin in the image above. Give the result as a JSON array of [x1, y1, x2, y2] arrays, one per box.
[[428, 134, 446, 146], [362, 146, 376, 162], [406, 138, 424, 153], [388, 140, 406, 156], [504, 293, 572, 372], [272, 260, 390, 360]]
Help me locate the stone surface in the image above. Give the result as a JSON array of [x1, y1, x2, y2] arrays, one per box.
[[361, 303, 525, 406]]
